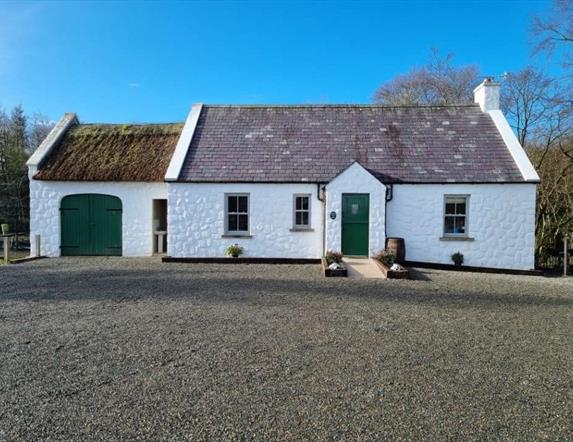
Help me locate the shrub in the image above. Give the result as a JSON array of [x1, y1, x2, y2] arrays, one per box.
[[325, 250, 343, 265], [226, 243, 244, 258], [375, 249, 395, 267], [451, 251, 464, 266]]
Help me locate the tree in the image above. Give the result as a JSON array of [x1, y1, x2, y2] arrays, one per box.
[[0, 104, 54, 232], [500, 67, 556, 147], [529, 145, 573, 261], [373, 50, 479, 105], [501, 66, 573, 265], [533, 0, 573, 71], [29, 113, 53, 154]]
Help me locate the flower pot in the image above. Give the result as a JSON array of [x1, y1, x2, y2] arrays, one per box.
[[321, 257, 347, 277], [373, 259, 409, 279]]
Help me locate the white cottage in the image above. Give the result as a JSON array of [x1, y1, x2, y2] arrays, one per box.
[[28, 80, 539, 271]]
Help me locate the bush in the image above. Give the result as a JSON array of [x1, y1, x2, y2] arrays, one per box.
[[375, 249, 395, 267], [451, 251, 464, 266], [226, 243, 244, 258], [325, 250, 343, 265]]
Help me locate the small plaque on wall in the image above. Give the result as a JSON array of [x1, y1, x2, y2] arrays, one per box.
[[329, 211, 336, 220]]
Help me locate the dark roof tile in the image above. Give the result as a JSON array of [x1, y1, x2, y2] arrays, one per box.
[[178, 105, 524, 183]]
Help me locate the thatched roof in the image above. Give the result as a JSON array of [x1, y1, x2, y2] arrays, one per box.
[[34, 123, 183, 182]]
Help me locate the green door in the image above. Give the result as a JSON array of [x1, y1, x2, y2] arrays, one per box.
[[341, 194, 369, 256], [60, 194, 122, 256]]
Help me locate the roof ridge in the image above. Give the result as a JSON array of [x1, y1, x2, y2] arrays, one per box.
[[202, 104, 480, 109], [77, 122, 184, 127]]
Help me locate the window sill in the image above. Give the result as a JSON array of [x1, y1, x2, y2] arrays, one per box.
[[290, 228, 315, 232], [222, 234, 252, 239], [440, 236, 474, 242]]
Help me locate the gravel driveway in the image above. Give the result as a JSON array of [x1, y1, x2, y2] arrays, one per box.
[[1, 258, 572, 440]]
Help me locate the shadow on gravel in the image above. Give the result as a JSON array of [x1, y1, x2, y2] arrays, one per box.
[[2, 264, 572, 310], [405, 268, 432, 281]]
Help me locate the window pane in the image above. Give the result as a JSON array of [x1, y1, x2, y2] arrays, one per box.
[[228, 214, 237, 231], [444, 216, 455, 234], [302, 212, 309, 226], [296, 197, 302, 210], [228, 196, 237, 213], [238, 214, 248, 231], [455, 201, 466, 215], [445, 202, 456, 215], [295, 212, 302, 225], [454, 216, 466, 234], [302, 197, 309, 210], [238, 196, 248, 213]]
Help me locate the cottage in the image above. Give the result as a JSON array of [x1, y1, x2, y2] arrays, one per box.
[[27, 120, 182, 256], [28, 80, 539, 270]]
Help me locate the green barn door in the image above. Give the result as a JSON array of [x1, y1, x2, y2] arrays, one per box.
[[60, 195, 91, 255], [91, 194, 122, 255], [60, 194, 122, 256], [341, 194, 369, 256]]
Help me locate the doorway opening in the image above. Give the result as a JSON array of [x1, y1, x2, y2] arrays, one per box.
[[153, 199, 167, 255]]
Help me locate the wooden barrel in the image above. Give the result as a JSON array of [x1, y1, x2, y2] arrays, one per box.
[[386, 237, 406, 264]]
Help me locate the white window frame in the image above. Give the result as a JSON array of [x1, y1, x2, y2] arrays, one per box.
[[292, 194, 312, 230], [443, 195, 470, 237], [225, 193, 250, 236]]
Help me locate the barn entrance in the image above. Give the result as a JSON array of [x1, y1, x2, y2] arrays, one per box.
[[60, 194, 122, 256]]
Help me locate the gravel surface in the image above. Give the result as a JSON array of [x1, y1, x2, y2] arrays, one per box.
[[1, 257, 572, 440]]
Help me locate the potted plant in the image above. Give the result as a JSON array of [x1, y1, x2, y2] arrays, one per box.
[[322, 250, 347, 277], [226, 243, 244, 258], [451, 251, 464, 267], [374, 249, 408, 279]]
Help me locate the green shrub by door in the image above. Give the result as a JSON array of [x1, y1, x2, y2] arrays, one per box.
[[60, 194, 122, 256], [341, 194, 369, 256]]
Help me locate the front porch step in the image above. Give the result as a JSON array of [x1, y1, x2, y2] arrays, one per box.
[[343, 257, 384, 279]]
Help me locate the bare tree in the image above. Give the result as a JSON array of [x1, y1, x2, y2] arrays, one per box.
[[0, 105, 54, 232], [533, 0, 573, 70], [501, 67, 573, 165], [502, 65, 573, 265], [373, 50, 479, 105], [29, 113, 53, 153], [529, 145, 573, 261]]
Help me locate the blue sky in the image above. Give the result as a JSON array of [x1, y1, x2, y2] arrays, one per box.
[[0, 0, 552, 123]]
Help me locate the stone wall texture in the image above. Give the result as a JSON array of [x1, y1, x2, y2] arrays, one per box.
[[29, 177, 167, 257], [168, 183, 323, 258], [324, 163, 387, 256], [30, 173, 537, 270], [386, 183, 537, 270]]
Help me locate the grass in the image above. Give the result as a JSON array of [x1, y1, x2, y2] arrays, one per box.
[[0, 249, 28, 265]]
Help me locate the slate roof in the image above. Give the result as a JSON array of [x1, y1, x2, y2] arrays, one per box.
[[178, 105, 526, 183], [35, 123, 183, 182]]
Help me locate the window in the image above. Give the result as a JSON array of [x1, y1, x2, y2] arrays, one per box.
[[225, 194, 249, 235], [293, 194, 311, 229], [444, 195, 468, 236]]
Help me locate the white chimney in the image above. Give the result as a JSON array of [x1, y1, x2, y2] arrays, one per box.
[[473, 78, 500, 112]]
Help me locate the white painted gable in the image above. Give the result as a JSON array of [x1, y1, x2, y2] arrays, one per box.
[[325, 162, 387, 256]]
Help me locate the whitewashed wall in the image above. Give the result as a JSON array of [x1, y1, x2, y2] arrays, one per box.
[[29, 174, 167, 257], [168, 183, 324, 258], [386, 183, 537, 270], [324, 163, 386, 256]]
